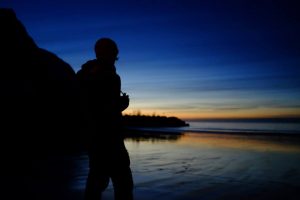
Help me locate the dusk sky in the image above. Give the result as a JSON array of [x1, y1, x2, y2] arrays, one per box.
[[2, 0, 300, 119]]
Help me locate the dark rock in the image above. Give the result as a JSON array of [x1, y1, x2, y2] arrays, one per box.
[[0, 8, 86, 200], [122, 115, 189, 128], [0, 8, 83, 155]]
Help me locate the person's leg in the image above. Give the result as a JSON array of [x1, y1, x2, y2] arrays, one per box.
[[110, 143, 134, 200], [111, 166, 134, 200], [84, 151, 110, 200], [84, 168, 109, 200]]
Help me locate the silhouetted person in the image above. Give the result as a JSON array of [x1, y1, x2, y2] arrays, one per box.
[[76, 38, 133, 200]]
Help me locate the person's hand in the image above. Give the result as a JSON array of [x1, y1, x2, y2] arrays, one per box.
[[120, 92, 129, 111]]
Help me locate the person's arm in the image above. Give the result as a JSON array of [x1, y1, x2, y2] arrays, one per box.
[[120, 91, 129, 111], [114, 74, 129, 112]]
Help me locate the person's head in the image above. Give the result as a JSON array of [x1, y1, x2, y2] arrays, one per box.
[[94, 38, 119, 65]]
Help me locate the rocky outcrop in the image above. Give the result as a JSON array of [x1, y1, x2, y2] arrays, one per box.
[[0, 8, 86, 199], [0, 8, 83, 154], [123, 115, 189, 127]]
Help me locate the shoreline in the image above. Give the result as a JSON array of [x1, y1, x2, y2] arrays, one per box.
[[124, 128, 300, 200], [5, 127, 299, 200], [124, 126, 300, 138]]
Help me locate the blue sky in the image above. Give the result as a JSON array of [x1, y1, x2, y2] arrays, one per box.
[[2, 0, 300, 119]]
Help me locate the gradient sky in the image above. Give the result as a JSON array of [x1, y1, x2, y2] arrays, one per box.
[[2, 0, 300, 119]]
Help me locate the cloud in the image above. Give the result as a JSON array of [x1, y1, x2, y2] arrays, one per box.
[[163, 74, 300, 94]]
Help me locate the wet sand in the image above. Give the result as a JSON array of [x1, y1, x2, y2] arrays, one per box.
[[6, 131, 299, 199], [67, 131, 300, 200]]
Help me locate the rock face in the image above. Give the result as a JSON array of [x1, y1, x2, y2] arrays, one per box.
[[0, 8, 84, 199], [0, 8, 83, 154]]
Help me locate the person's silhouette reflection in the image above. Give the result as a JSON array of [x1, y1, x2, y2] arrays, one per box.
[[76, 38, 133, 200]]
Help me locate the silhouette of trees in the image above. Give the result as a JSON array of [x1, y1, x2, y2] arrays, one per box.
[[123, 114, 189, 127]]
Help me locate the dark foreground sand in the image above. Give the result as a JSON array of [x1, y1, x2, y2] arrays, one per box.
[[6, 131, 300, 200]]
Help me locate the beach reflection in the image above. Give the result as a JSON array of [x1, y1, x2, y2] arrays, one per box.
[[125, 131, 183, 143], [124, 132, 300, 199], [177, 132, 300, 153], [71, 132, 300, 199]]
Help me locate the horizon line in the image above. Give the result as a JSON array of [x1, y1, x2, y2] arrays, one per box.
[[182, 116, 300, 122]]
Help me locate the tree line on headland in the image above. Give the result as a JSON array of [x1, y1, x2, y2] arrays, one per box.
[[122, 114, 189, 127]]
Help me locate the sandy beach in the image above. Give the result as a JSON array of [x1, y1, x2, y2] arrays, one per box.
[[3, 130, 300, 200], [63, 131, 300, 200]]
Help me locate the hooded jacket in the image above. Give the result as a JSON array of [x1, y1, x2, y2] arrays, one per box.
[[76, 59, 122, 130]]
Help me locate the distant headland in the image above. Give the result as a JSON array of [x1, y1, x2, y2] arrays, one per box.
[[122, 114, 189, 127]]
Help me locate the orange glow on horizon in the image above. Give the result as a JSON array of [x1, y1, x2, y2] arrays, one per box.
[[177, 133, 300, 153], [123, 107, 300, 120]]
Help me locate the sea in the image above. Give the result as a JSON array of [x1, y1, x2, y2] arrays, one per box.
[[67, 119, 300, 200], [137, 119, 300, 135]]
